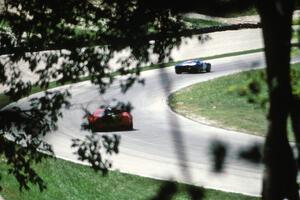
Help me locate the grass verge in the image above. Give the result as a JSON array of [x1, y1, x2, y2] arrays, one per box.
[[0, 156, 258, 200], [182, 17, 225, 28], [218, 6, 257, 18], [169, 63, 300, 140]]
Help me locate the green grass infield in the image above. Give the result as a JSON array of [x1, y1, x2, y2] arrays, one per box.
[[0, 156, 258, 200], [169, 63, 300, 140]]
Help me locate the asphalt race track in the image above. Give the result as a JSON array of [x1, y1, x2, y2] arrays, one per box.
[[31, 52, 266, 196], [8, 29, 270, 196]]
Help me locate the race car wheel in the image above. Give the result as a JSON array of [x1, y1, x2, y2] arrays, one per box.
[[121, 122, 133, 130], [129, 122, 133, 130], [206, 63, 211, 72], [175, 69, 181, 74]]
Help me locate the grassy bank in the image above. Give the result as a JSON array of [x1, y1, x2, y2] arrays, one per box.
[[169, 69, 267, 135], [183, 17, 225, 28], [0, 157, 258, 200], [169, 63, 300, 140]]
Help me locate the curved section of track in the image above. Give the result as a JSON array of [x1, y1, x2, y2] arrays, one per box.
[[7, 28, 268, 196], [38, 52, 265, 196]]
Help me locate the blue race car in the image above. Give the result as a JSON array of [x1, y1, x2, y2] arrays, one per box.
[[175, 59, 211, 74]]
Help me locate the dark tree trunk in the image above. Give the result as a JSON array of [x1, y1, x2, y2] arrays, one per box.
[[291, 96, 300, 166], [256, 0, 299, 199]]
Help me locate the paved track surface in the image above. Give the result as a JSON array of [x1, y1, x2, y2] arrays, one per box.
[[11, 29, 267, 196], [0, 29, 263, 92], [16, 52, 266, 196]]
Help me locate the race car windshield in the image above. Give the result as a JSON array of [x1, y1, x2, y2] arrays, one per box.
[[183, 60, 202, 65]]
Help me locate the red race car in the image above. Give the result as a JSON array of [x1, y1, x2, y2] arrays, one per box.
[[88, 107, 133, 132]]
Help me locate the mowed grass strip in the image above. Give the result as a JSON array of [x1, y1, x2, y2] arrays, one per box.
[[0, 157, 258, 200], [169, 69, 267, 135], [169, 63, 300, 139], [182, 17, 225, 28]]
